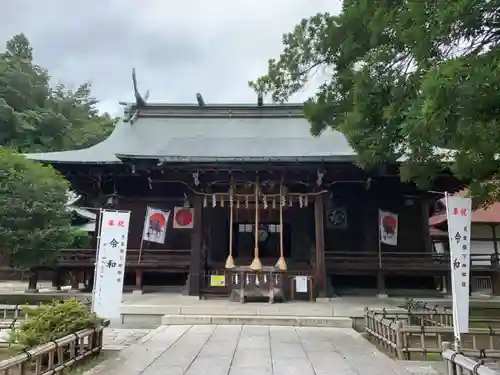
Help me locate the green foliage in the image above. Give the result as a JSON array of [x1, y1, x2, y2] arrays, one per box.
[[250, 0, 500, 204], [68, 228, 91, 249], [0, 33, 116, 153], [0, 148, 73, 269], [9, 299, 101, 351]]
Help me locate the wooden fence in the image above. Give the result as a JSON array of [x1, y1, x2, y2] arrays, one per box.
[[0, 321, 108, 375], [442, 342, 500, 375], [364, 308, 500, 360], [402, 299, 500, 327]]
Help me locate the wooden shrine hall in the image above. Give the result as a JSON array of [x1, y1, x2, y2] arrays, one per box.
[[24, 78, 499, 300]]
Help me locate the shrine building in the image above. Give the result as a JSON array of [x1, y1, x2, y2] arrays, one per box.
[[24, 86, 499, 300]]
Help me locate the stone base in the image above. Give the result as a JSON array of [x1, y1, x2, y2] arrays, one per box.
[[230, 287, 284, 303], [132, 289, 143, 295], [315, 297, 330, 303], [161, 314, 353, 328], [377, 293, 389, 298]]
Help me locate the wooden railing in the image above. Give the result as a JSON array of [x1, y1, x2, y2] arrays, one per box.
[[0, 305, 29, 332], [403, 299, 500, 327], [442, 342, 500, 375], [57, 249, 191, 269], [0, 322, 108, 375], [364, 308, 500, 360], [326, 252, 499, 271]]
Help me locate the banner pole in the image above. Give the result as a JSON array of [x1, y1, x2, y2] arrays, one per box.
[[91, 209, 105, 312], [377, 209, 382, 268], [138, 206, 149, 264], [138, 238, 145, 264], [445, 191, 461, 352]]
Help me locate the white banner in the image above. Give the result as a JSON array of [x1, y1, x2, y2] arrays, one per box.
[[92, 210, 131, 319], [142, 207, 170, 244], [379, 210, 398, 246], [446, 194, 472, 337]]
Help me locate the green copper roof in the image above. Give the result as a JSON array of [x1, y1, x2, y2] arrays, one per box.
[[25, 103, 358, 164]]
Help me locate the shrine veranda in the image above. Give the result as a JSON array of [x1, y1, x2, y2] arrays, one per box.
[[21, 97, 500, 299]]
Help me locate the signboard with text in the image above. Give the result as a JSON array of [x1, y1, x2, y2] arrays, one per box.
[[92, 210, 131, 319], [445, 194, 472, 338]]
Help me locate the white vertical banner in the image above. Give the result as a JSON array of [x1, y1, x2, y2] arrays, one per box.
[[379, 210, 399, 246], [142, 206, 170, 244], [92, 209, 131, 319], [445, 194, 472, 339]]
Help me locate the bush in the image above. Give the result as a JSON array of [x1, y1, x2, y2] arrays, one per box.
[[9, 298, 102, 351], [0, 148, 73, 270]]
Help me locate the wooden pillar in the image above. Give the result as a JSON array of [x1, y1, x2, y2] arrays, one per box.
[[314, 195, 327, 298], [26, 269, 38, 292], [444, 272, 452, 295], [82, 270, 91, 291], [421, 197, 432, 252], [91, 209, 102, 249], [491, 224, 498, 257], [189, 195, 203, 296], [377, 270, 386, 296], [134, 269, 143, 294], [491, 224, 500, 296], [51, 268, 63, 290], [492, 273, 500, 296], [70, 271, 79, 289]]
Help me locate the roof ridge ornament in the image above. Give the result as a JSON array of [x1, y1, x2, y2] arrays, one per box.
[[128, 68, 150, 124]]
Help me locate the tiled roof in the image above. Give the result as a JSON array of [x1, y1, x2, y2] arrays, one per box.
[[430, 203, 500, 226], [429, 189, 500, 225], [25, 103, 358, 164]]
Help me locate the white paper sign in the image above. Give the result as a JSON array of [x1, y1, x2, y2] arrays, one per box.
[[295, 276, 308, 293], [445, 194, 472, 337], [92, 210, 131, 319]]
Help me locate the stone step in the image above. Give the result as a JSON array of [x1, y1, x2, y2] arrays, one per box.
[[122, 304, 336, 317], [160, 314, 353, 327]]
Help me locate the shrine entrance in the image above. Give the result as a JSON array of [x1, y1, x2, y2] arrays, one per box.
[[199, 180, 320, 302], [232, 222, 292, 263]]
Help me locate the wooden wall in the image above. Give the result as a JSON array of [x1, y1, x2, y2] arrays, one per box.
[[324, 183, 429, 254], [206, 206, 314, 267]]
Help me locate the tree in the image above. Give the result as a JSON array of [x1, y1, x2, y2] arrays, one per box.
[[250, 0, 500, 203], [0, 148, 73, 274], [0, 33, 116, 153]]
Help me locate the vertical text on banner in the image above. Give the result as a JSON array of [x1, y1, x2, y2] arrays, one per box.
[[92, 210, 131, 319], [445, 194, 472, 336]]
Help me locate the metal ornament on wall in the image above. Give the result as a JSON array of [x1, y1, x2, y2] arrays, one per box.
[[258, 225, 269, 242], [326, 207, 348, 229]]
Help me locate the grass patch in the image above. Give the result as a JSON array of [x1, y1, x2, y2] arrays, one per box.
[[425, 352, 442, 361], [65, 354, 110, 375]]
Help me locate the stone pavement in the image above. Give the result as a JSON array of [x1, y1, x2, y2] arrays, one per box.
[[401, 361, 445, 375], [103, 328, 151, 350], [94, 325, 414, 375]]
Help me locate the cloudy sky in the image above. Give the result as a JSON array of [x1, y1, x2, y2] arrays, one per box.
[[1, 0, 341, 114]]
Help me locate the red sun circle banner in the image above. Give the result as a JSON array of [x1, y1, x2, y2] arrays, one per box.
[[173, 207, 194, 229]]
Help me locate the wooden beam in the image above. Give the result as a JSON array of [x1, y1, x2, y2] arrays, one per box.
[[422, 197, 432, 252], [188, 194, 203, 296], [492, 224, 498, 257], [314, 194, 327, 298]]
